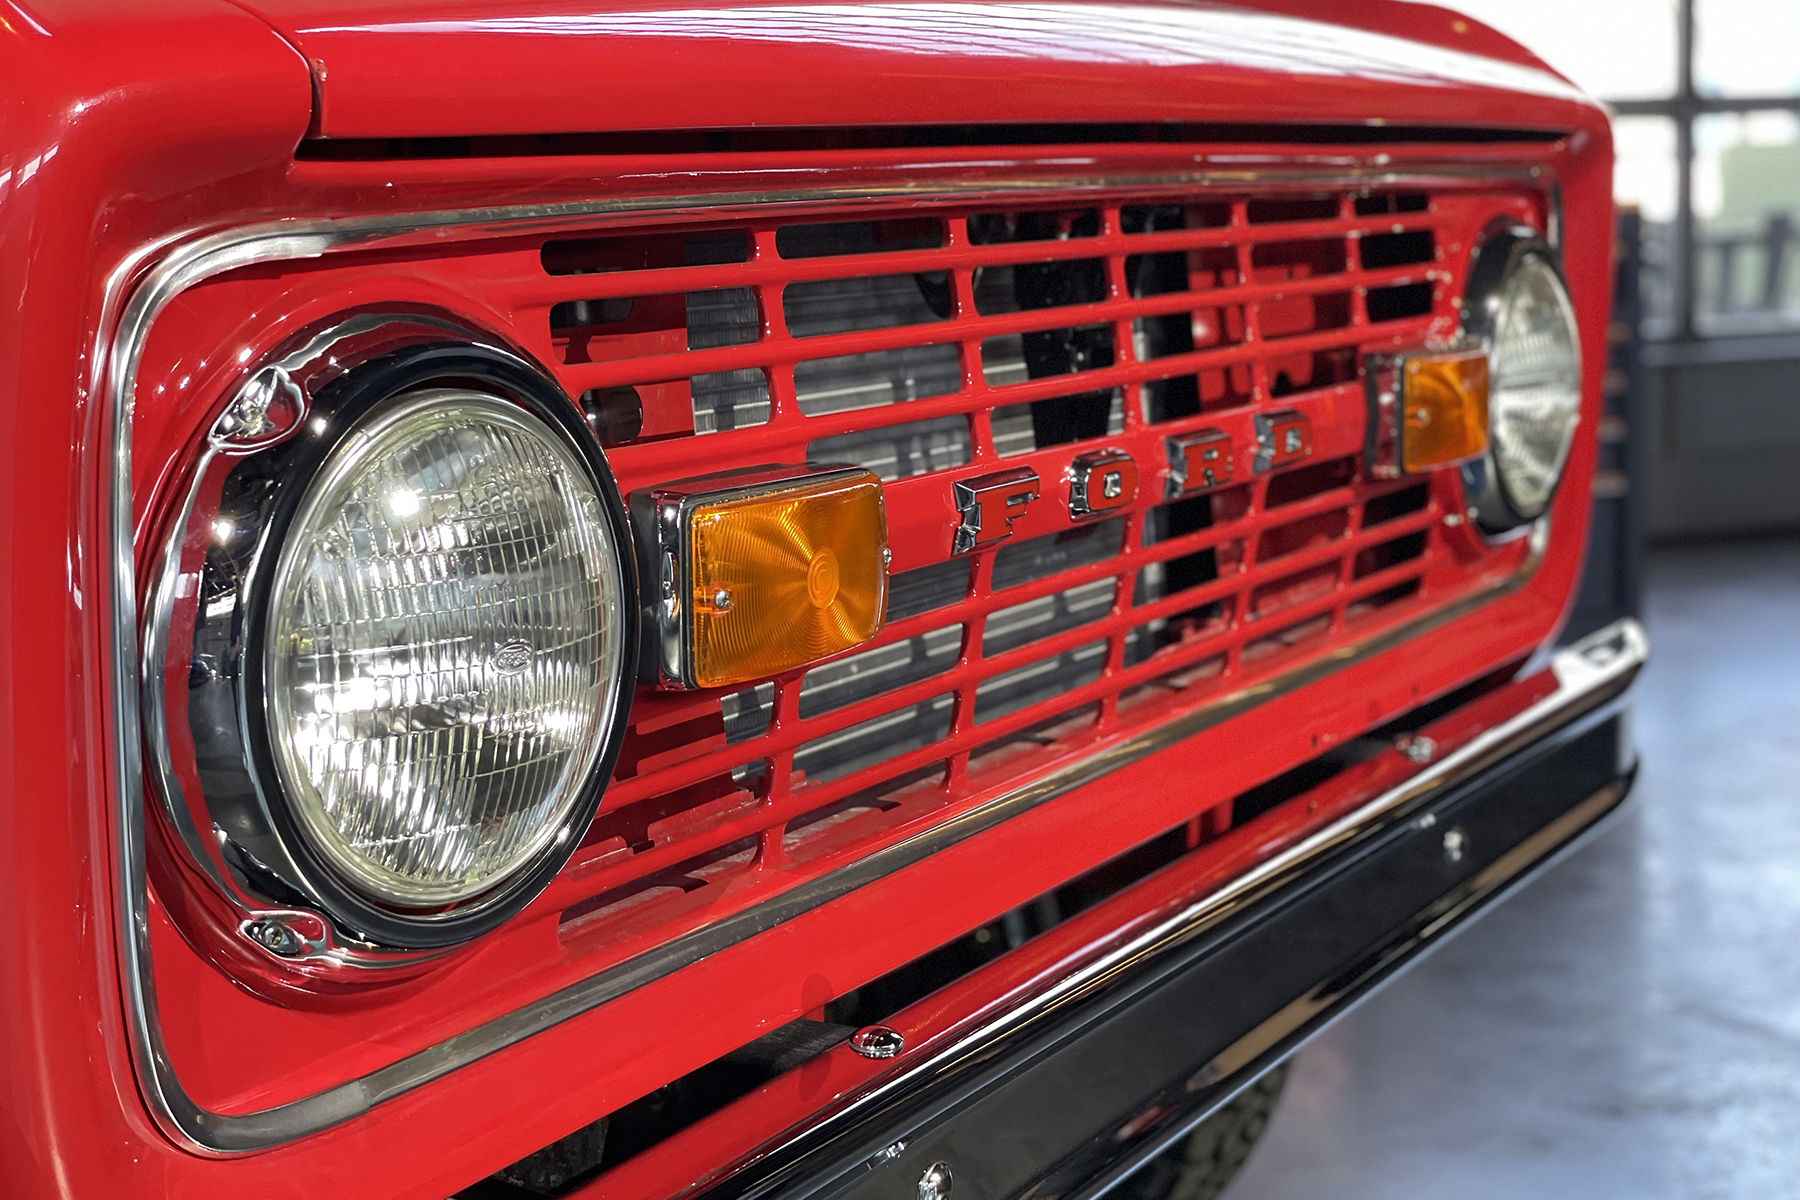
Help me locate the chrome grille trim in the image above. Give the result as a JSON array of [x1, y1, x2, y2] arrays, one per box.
[[103, 164, 1549, 1154]]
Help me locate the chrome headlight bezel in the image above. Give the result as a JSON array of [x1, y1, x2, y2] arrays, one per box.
[[1458, 226, 1584, 537], [141, 314, 638, 962]]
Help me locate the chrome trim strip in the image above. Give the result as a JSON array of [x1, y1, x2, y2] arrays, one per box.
[[681, 619, 1647, 1200], [1060, 771, 1637, 1200], [102, 165, 1558, 1154]]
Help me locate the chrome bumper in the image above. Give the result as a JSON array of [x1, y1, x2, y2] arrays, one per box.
[[680, 618, 1648, 1200]]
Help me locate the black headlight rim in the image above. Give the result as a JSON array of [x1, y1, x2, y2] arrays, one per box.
[[1458, 223, 1582, 538]]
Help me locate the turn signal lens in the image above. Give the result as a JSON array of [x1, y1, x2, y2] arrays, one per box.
[[687, 471, 887, 689], [1402, 350, 1490, 471]]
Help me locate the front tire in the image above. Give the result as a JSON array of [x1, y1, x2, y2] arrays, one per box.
[[1122, 1063, 1289, 1200]]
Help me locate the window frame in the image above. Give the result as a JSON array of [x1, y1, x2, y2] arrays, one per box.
[[1608, 0, 1800, 340]]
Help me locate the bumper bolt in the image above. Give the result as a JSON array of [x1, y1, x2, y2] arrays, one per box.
[[918, 1161, 953, 1200], [850, 1025, 905, 1059]]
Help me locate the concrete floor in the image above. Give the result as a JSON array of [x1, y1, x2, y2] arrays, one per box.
[[1225, 537, 1800, 1200]]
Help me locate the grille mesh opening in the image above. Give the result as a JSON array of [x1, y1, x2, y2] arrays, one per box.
[[691, 368, 771, 434], [1268, 346, 1358, 398], [783, 764, 940, 850], [992, 393, 1124, 456], [785, 273, 951, 337], [973, 258, 1108, 315], [984, 579, 1115, 658], [1246, 196, 1338, 223], [1347, 578, 1424, 620], [1250, 562, 1341, 618], [1364, 483, 1431, 527], [887, 558, 974, 622], [976, 640, 1109, 723], [552, 288, 757, 365], [1251, 237, 1347, 277], [1258, 509, 1350, 563], [1122, 201, 1232, 232], [796, 343, 963, 415], [807, 415, 971, 481], [776, 217, 943, 258], [982, 323, 1113, 386], [1354, 531, 1429, 579], [1366, 281, 1435, 322], [796, 694, 956, 784], [967, 207, 1101, 244], [1353, 191, 1431, 215], [994, 520, 1124, 590], [541, 229, 750, 275], [798, 625, 963, 719], [1266, 456, 1356, 508], [1359, 229, 1436, 269], [1243, 612, 1333, 661]]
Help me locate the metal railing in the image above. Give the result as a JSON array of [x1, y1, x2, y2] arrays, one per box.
[[1638, 211, 1800, 337]]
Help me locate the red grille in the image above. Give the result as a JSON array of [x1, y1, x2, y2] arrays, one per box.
[[457, 184, 1541, 945], [132, 169, 1552, 1114]]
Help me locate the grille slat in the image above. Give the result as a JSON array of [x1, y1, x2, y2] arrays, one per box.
[[553, 267, 1438, 388], [506, 184, 1535, 940], [528, 215, 1437, 306]]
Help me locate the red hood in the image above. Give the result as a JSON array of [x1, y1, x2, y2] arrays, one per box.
[[223, 0, 1598, 141]]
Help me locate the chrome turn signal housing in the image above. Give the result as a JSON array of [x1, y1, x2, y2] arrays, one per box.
[[635, 465, 889, 690]]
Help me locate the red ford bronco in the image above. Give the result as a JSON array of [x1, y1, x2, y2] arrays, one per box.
[[0, 3, 1640, 1197]]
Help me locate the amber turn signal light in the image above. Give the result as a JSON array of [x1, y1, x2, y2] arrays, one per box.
[[636, 466, 888, 690], [1368, 348, 1490, 478], [1403, 350, 1490, 471]]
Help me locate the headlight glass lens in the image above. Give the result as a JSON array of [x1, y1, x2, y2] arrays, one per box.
[[264, 390, 623, 908], [1488, 255, 1582, 519]]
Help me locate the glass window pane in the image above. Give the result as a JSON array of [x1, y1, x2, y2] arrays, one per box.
[[1429, 0, 1678, 100], [1614, 117, 1680, 337], [1616, 116, 1680, 223], [1696, 0, 1800, 97], [1693, 112, 1800, 334]]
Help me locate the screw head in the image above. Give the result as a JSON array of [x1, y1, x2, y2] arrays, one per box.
[[713, 588, 733, 612], [247, 920, 306, 958], [850, 1025, 905, 1059], [917, 1161, 953, 1200], [1399, 735, 1437, 764], [213, 365, 305, 446]]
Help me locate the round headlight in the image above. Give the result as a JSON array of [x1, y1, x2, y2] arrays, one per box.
[[146, 326, 639, 967], [263, 388, 626, 909], [1461, 232, 1582, 534]]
